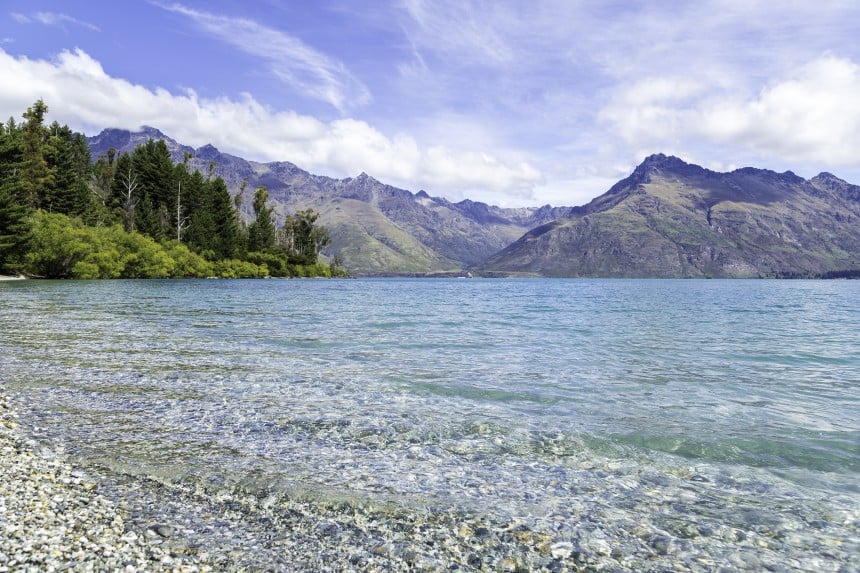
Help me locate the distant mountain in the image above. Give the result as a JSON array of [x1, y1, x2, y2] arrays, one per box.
[[479, 154, 860, 278], [87, 128, 570, 275]]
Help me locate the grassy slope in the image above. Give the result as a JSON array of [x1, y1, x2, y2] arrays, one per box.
[[301, 198, 459, 275]]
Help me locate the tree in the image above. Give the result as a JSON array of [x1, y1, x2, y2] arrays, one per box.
[[0, 99, 338, 280], [0, 117, 23, 187], [88, 155, 117, 226], [247, 186, 276, 253], [43, 122, 91, 216], [132, 138, 175, 237], [281, 208, 330, 264], [0, 179, 30, 273], [209, 176, 240, 259], [118, 166, 140, 233], [20, 99, 52, 209], [0, 117, 29, 272]]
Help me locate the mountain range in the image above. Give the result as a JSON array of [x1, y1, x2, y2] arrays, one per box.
[[481, 154, 860, 278], [87, 129, 860, 278], [87, 127, 568, 275]]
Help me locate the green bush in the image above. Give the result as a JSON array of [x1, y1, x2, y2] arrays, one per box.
[[22, 211, 340, 280], [212, 258, 268, 278], [245, 251, 288, 277], [163, 240, 214, 278], [25, 211, 94, 278]]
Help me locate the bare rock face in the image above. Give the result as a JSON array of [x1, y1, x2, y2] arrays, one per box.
[[480, 155, 860, 278]]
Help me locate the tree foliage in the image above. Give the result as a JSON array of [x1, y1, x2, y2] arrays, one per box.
[[0, 100, 339, 278], [247, 186, 277, 254]]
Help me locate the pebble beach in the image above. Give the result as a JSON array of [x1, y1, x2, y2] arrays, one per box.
[[3, 384, 617, 572], [0, 388, 216, 572], [4, 382, 859, 572]]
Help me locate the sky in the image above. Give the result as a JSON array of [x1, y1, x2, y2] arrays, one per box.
[[1, 1, 859, 207]]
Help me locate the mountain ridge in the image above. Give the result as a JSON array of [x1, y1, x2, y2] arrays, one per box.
[[479, 154, 860, 278], [88, 129, 860, 278], [87, 127, 570, 275]]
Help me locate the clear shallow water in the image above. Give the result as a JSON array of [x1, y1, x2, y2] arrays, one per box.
[[1, 278, 858, 567]]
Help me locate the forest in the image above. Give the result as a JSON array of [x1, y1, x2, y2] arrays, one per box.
[[0, 100, 343, 279]]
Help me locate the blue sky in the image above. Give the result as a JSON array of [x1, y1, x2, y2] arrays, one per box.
[[1, 1, 859, 207]]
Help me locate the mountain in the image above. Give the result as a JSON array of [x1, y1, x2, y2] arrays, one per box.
[[479, 154, 860, 278], [87, 128, 570, 275]]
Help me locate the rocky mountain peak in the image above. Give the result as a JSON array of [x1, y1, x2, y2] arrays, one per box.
[[732, 166, 805, 185], [811, 172, 860, 202], [195, 143, 221, 161], [139, 125, 168, 139], [601, 153, 703, 200], [87, 126, 192, 162], [635, 153, 709, 180], [640, 153, 690, 171]]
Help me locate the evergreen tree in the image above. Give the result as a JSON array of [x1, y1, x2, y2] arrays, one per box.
[[43, 122, 91, 216], [136, 194, 162, 240], [0, 116, 29, 272], [20, 99, 52, 209], [177, 165, 207, 246], [0, 177, 30, 273], [132, 139, 175, 237], [0, 117, 23, 181], [209, 176, 240, 259]]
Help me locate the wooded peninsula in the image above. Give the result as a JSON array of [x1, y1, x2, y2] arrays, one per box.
[[0, 100, 344, 279]]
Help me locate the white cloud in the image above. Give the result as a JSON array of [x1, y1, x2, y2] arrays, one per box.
[[0, 47, 543, 203], [11, 11, 100, 32], [707, 56, 860, 165], [401, 0, 515, 65], [155, 2, 371, 113], [599, 55, 860, 170]]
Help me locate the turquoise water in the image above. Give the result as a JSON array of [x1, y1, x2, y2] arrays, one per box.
[[1, 278, 858, 566]]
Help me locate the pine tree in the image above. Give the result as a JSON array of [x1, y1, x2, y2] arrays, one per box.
[[132, 139, 175, 237], [0, 176, 29, 273], [43, 122, 91, 216], [20, 99, 52, 209], [0, 116, 29, 272], [181, 169, 212, 251], [209, 176, 240, 259]]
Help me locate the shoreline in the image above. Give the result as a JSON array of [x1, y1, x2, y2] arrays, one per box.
[[0, 387, 216, 572], [1, 386, 604, 572], [4, 383, 858, 572]]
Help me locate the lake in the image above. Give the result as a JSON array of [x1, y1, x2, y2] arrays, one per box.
[[1, 278, 857, 570]]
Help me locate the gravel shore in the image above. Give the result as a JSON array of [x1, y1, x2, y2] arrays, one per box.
[[0, 388, 215, 572], [4, 383, 857, 572], [2, 386, 601, 572]]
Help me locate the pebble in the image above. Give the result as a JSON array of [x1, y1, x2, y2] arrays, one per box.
[[0, 388, 215, 572], [2, 384, 858, 572]]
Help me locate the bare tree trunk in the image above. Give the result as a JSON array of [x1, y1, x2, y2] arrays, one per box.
[[120, 169, 139, 233]]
